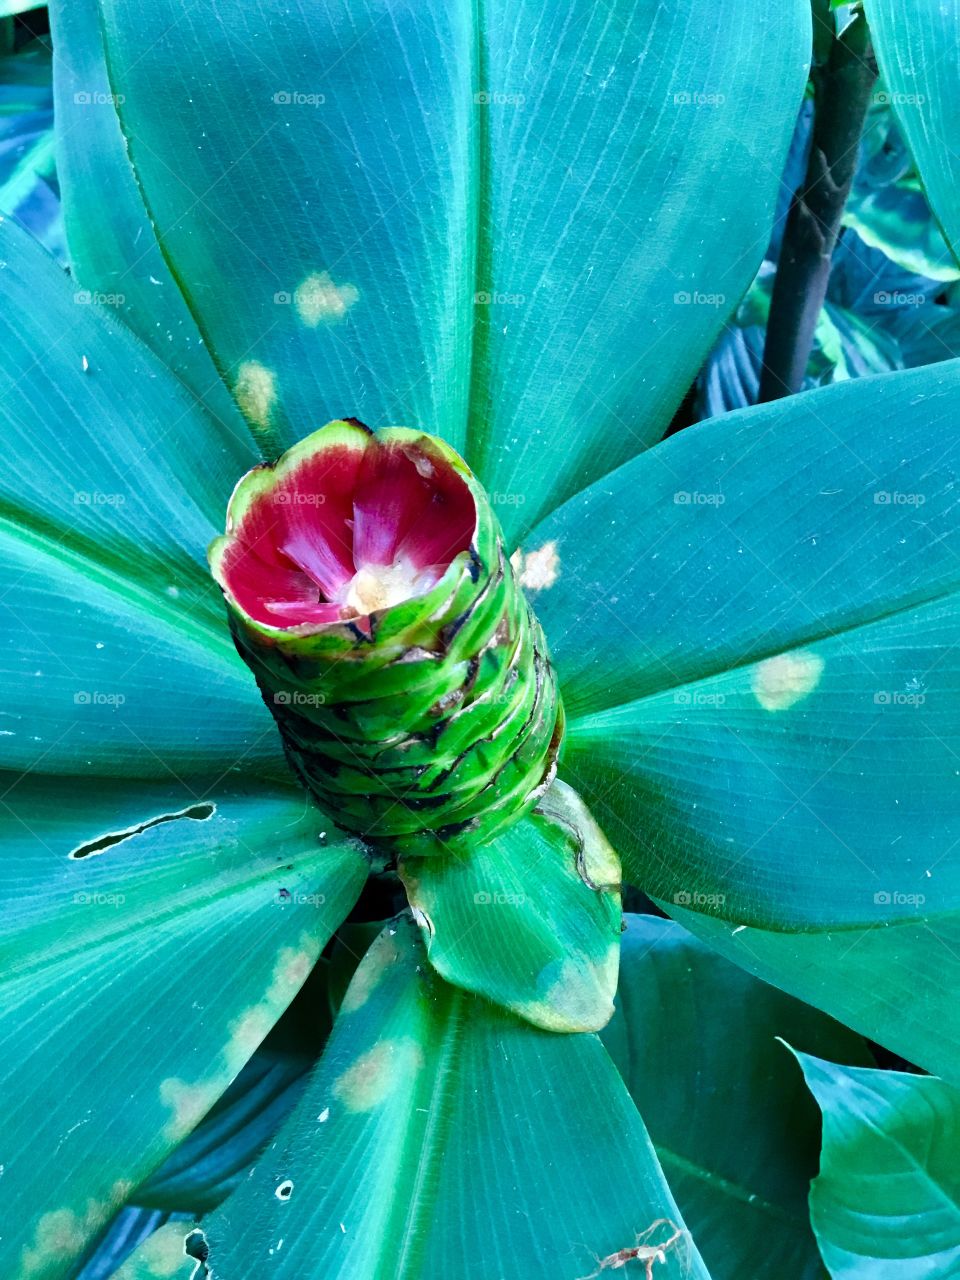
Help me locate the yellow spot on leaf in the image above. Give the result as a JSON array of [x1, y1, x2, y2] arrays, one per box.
[[751, 651, 825, 712], [332, 1039, 423, 1112], [160, 938, 319, 1138], [515, 947, 619, 1034], [341, 931, 400, 1014], [511, 540, 560, 591], [295, 271, 359, 326], [114, 1223, 199, 1279], [159, 1078, 216, 1142], [234, 360, 277, 430], [18, 1184, 130, 1278]]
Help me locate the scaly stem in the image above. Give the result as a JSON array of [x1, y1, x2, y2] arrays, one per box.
[[758, 9, 877, 402]]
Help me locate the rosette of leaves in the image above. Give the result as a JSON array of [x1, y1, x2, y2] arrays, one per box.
[[5, 0, 960, 1276]]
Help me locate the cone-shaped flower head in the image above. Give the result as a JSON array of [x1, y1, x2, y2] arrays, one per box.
[[210, 421, 564, 855]]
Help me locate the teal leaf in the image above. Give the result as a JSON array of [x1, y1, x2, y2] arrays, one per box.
[[798, 1052, 960, 1278], [661, 906, 960, 1086], [137, 962, 332, 1214], [865, 0, 960, 265], [49, 0, 255, 430], [200, 915, 711, 1280], [54, 0, 810, 536], [0, 213, 277, 776], [0, 777, 366, 1278], [516, 362, 960, 932], [604, 916, 870, 1280], [399, 779, 622, 1031]]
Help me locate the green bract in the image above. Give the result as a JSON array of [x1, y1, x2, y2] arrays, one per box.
[[209, 421, 564, 855]]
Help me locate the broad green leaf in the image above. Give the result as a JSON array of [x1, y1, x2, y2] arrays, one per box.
[[399, 780, 622, 1031], [603, 916, 870, 1280], [514, 361, 960, 932], [798, 1053, 960, 1278], [137, 962, 331, 1214], [0, 214, 253, 572], [0, 522, 280, 777], [57, 0, 810, 537], [201, 915, 710, 1280], [0, 214, 277, 776], [662, 905, 960, 1085], [49, 0, 253, 430], [1, 776, 366, 1279], [865, 0, 960, 264]]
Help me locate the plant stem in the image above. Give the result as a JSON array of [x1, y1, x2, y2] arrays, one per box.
[[757, 10, 877, 402]]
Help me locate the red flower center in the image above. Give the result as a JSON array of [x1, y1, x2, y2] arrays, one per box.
[[218, 426, 477, 631]]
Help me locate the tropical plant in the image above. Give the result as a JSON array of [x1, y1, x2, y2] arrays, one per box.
[[5, 1, 960, 1277]]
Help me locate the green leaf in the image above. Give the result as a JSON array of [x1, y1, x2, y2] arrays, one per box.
[[603, 916, 870, 1280], [109, 1222, 205, 1280], [49, 0, 253, 431], [516, 361, 960, 932], [0, 213, 277, 776], [137, 962, 332, 1214], [200, 915, 710, 1280], [399, 780, 622, 1031], [865, 0, 960, 265], [54, 0, 810, 537], [798, 1052, 960, 1277], [661, 906, 960, 1085], [1, 775, 366, 1278]]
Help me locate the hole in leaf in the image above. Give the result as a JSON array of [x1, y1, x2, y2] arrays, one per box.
[[68, 803, 216, 859], [275, 1179, 294, 1200]]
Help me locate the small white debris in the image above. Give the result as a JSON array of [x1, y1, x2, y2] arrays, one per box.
[[81, 355, 90, 373], [317, 1107, 330, 1123]]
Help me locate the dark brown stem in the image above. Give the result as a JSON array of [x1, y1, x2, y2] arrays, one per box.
[[757, 10, 878, 402]]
